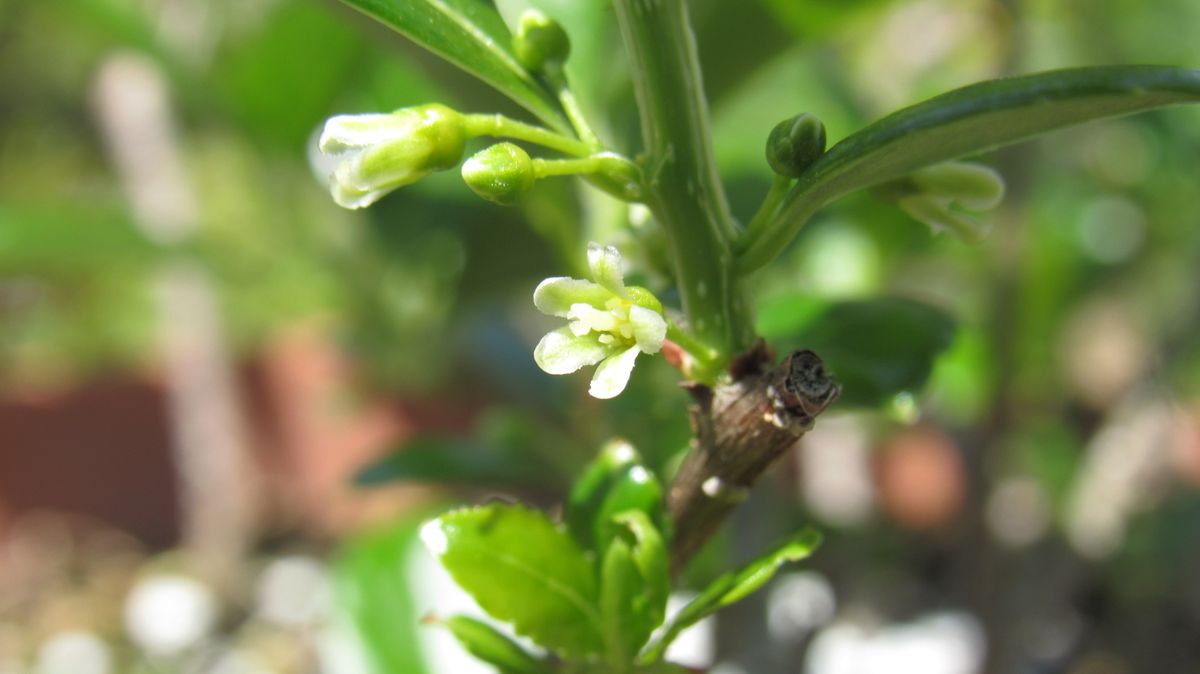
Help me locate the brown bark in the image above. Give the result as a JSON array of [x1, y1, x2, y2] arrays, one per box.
[[668, 344, 840, 573]]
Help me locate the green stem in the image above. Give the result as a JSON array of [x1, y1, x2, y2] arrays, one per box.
[[545, 66, 603, 150], [533, 154, 645, 202], [612, 0, 754, 376], [531, 155, 626, 178], [463, 113, 591, 157], [740, 174, 793, 247], [666, 320, 720, 373], [734, 188, 827, 274]]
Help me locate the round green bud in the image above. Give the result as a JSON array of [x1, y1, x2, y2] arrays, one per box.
[[514, 9, 571, 71], [462, 142, 535, 205], [766, 113, 827, 178]]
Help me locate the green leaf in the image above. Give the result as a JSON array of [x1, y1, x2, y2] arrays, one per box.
[[758, 296, 956, 408], [566, 440, 668, 554], [738, 65, 1200, 270], [333, 515, 435, 674], [599, 512, 669, 664], [354, 436, 549, 488], [639, 528, 822, 665], [338, 0, 568, 130], [423, 504, 604, 657], [441, 615, 554, 674]]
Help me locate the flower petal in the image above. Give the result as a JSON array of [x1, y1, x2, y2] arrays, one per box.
[[319, 112, 417, 154], [533, 278, 611, 317], [628, 305, 667, 354], [586, 242, 626, 297], [534, 327, 612, 375], [329, 177, 393, 210], [589, 345, 640, 399], [352, 136, 433, 189]]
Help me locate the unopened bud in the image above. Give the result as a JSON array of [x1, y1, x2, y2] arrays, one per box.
[[766, 113, 827, 178], [908, 162, 1005, 210], [319, 104, 467, 209], [514, 9, 571, 72], [462, 142, 535, 205]]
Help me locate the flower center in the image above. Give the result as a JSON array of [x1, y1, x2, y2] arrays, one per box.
[[567, 299, 636, 347]]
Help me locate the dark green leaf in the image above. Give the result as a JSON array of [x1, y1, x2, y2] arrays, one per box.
[[599, 512, 669, 664], [424, 504, 604, 656], [441, 615, 555, 674], [758, 296, 957, 407], [639, 528, 821, 665], [354, 435, 549, 488], [739, 65, 1200, 270], [338, 0, 568, 130], [566, 440, 668, 553]]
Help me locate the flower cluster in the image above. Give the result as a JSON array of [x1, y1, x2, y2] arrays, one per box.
[[533, 244, 666, 399]]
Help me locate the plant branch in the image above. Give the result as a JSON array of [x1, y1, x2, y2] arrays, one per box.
[[668, 345, 840, 573]]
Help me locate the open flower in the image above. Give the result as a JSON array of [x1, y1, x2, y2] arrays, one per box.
[[318, 104, 467, 209], [533, 243, 667, 399]]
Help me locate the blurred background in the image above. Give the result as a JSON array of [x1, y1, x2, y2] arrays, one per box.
[[2, 0, 1199, 672]]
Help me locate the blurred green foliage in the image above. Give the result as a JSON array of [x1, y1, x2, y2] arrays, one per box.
[[3, 0, 1200, 670]]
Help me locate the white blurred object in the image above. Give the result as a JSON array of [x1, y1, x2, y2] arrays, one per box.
[[985, 476, 1051, 548], [662, 592, 716, 670], [1066, 396, 1175, 559], [767, 572, 837, 642], [124, 574, 218, 655], [710, 663, 749, 674], [801, 226, 881, 297], [799, 415, 875, 526], [92, 53, 253, 590], [316, 614, 373, 674], [256, 556, 331, 627], [35, 631, 112, 674], [1076, 196, 1146, 265], [806, 611, 985, 674], [205, 648, 276, 674]]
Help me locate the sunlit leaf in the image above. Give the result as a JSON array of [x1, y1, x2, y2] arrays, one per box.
[[739, 65, 1200, 269], [639, 528, 821, 664], [599, 512, 669, 663], [566, 440, 667, 553], [441, 615, 555, 674], [338, 0, 568, 130], [424, 504, 604, 656]]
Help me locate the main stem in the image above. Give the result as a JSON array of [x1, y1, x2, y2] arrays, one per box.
[[612, 0, 752, 372], [614, 0, 840, 573]]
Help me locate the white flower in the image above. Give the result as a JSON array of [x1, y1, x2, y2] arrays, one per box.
[[533, 243, 667, 399], [318, 104, 466, 209]]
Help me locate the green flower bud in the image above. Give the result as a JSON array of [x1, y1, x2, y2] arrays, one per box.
[[908, 161, 1006, 210], [462, 142, 535, 205], [766, 113, 827, 178], [513, 9, 571, 71], [319, 103, 467, 209]]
